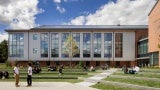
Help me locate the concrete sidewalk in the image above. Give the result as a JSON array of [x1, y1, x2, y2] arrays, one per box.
[[0, 82, 98, 90], [75, 68, 117, 87]]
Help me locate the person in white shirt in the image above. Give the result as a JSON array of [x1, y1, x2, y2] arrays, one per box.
[[13, 63, 20, 87], [27, 63, 32, 87]]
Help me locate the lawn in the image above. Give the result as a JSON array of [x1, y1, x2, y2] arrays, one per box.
[[104, 74, 160, 88], [92, 83, 138, 90], [0, 78, 83, 83], [0, 64, 102, 83]]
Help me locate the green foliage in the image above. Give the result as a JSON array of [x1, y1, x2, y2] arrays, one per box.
[[79, 61, 83, 67], [92, 83, 137, 90], [63, 35, 79, 58], [0, 40, 8, 63], [104, 77, 160, 88], [158, 35, 160, 49]]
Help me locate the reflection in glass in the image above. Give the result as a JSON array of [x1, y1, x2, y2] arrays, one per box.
[[104, 33, 112, 58], [61, 33, 69, 58], [72, 33, 80, 57], [9, 33, 24, 57], [33, 34, 37, 40], [51, 33, 59, 57], [93, 33, 101, 57], [83, 33, 91, 57], [41, 33, 48, 57]]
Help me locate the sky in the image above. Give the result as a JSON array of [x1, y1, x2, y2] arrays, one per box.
[[0, 0, 157, 42]]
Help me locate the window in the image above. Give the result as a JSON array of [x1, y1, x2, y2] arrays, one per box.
[[83, 33, 91, 57], [51, 33, 59, 57], [9, 33, 24, 57], [33, 34, 37, 40], [150, 52, 159, 66], [61, 33, 69, 58], [40, 33, 48, 57], [104, 33, 112, 58], [93, 33, 101, 58], [115, 33, 123, 57], [138, 39, 148, 57], [72, 33, 80, 57], [33, 48, 38, 54]]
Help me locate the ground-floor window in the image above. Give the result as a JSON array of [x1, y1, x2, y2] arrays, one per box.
[[150, 52, 159, 66]]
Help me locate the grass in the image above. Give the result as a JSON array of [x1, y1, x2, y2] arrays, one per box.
[[0, 64, 102, 83], [92, 83, 138, 90], [114, 70, 160, 79], [0, 78, 82, 83], [104, 77, 160, 88]]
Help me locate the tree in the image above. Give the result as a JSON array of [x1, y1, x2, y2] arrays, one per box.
[[63, 35, 79, 67], [0, 40, 8, 63], [158, 35, 160, 49]]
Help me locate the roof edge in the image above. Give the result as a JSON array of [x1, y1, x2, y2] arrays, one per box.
[[148, 0, 159, 16]]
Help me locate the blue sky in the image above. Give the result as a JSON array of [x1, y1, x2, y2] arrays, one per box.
[[0, 0, 157, 42], [36, 0, 115, 25]]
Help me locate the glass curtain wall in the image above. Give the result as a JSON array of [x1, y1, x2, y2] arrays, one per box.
[[9, 33, 24, 57], [61, 33, 69, 58], [93, 33, 101, 57], [40, 33, 48, 57], [83, 33, 91, 57], [51, 33, 59, 57], [104, 33, 112, 58], [72, 33, 80, 57], [138, 39, 148, 57]]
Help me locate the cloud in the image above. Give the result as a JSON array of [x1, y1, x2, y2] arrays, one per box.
[[64, 0, 78, 2], [0, 33, 8, 43], [69, 16, 85, 25], [56, 5, 66, 13], [0, 0, 43, 29], [68, 0, 156, 25], [53, 0, 61, 3]]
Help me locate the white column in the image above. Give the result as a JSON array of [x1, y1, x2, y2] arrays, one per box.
[[80, 33, 83, 59], [101, 32, 104, 59]]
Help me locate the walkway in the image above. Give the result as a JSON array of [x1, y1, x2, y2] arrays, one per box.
[[0, 68, 117, 90], [75, 68, 118, 87], [0, 82, 98, 90]]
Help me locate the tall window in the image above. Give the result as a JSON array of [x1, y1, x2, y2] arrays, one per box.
[[40, 33, 48, 57], [138, 39, 148, 57], [72, 33, 80, 57], [51, 33, 59, 57], [93, 33, 101, 57], [83, 33, 91, 57], [61, 33, 69, 58], [115, 33, 123, 57], [104, 33, 112, 58], [9, 33, 24, 57]]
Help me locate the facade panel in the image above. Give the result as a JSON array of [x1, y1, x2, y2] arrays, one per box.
[[6, 25, 147, 67]]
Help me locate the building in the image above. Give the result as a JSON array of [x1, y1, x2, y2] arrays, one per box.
[[6, 25, 148, 67], [148, 0, 160, 67], [136, 37, 149, 67]]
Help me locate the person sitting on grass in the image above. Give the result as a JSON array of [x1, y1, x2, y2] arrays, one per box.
[[90, 65, 95, 72], [3, 71, 9, 79], [83, 65, 88, 71], [129, 66, 139, 74], [59, 67, 63, 75]]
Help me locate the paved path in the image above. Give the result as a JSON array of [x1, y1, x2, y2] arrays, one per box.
[[0, 82, 98, 90], [75, 68, 118, 87]]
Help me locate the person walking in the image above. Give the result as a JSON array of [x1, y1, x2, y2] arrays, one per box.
[[27, 63, 32, 87], [13, 63, 20, 87]]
